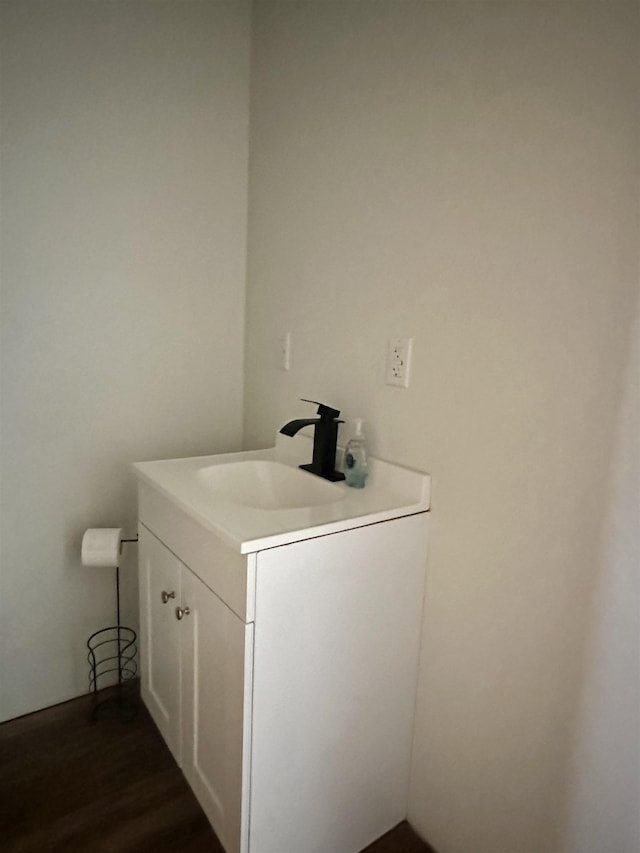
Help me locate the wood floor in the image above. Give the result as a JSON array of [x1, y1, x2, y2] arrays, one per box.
[[0, 694, 435, 853]]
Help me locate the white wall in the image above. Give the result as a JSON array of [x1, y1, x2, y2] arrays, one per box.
[[0, 0, 250, 722], [244, 2, 639, 851]]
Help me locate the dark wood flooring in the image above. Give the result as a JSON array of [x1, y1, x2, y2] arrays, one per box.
[[0, 694, 434, 853]]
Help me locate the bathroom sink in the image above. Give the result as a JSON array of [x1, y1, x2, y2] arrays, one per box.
[[133, 433, 431, 553], [196, 460, 344, 510]]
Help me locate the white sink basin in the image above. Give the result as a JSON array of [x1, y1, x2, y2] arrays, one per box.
[[133, 433, 430, 553], [196, 460, 344, 510]]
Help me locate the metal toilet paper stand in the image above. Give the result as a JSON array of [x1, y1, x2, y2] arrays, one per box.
[[86, 536, 139, 721]]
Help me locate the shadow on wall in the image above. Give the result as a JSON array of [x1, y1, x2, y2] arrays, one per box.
[[564, 292, 640, 853]]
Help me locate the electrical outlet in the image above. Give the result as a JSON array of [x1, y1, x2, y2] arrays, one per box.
[[385, 337, 413, 387], [278, 332, 291, 371]]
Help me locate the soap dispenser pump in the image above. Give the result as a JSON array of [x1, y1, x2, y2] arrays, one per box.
[[344, 419, 368, 488]]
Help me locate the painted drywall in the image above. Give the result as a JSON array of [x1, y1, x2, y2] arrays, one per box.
[[564, 295, 639, 853], [244, 2, 639, 851], [0, 0, 250, 722]]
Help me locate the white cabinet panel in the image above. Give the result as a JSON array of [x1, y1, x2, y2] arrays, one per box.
[[249, 514, 429, 853], [139, 524, 252, 853], [138, 525, 182, 763], [181, 565, 253, 853]]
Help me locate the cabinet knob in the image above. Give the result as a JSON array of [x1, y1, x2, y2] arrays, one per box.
[[161, 590, 176, 604], [175, 605, 191, 620]]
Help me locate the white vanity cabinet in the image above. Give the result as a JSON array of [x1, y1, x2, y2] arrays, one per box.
[[135, 442, 431, 853]]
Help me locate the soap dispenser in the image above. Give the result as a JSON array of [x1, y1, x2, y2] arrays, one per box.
[[344, 419, 368, 488]]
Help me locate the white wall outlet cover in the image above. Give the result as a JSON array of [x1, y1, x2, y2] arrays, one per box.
[[278, 332, 291, 371], [385, 337, 413, 388]]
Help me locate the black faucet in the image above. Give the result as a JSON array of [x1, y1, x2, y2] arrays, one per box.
[[280, 399, 345, 482]]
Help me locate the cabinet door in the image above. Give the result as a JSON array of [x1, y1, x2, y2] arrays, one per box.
[[138, 525, 182, 764], [180, 566, 253, 853]]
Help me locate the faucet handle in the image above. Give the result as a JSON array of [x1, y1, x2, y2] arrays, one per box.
[[300, 399, 342, 421]]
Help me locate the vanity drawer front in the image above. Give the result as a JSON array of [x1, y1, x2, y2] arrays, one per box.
[[138, 482, 255, 623]]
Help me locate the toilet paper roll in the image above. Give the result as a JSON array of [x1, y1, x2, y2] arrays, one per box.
[[81, 528, 122, 568]]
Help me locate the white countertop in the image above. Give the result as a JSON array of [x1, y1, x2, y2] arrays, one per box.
[[133, 433, 431, 554]]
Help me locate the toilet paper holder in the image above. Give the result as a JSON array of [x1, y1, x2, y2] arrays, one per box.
[[86, 535, 139, 721]]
